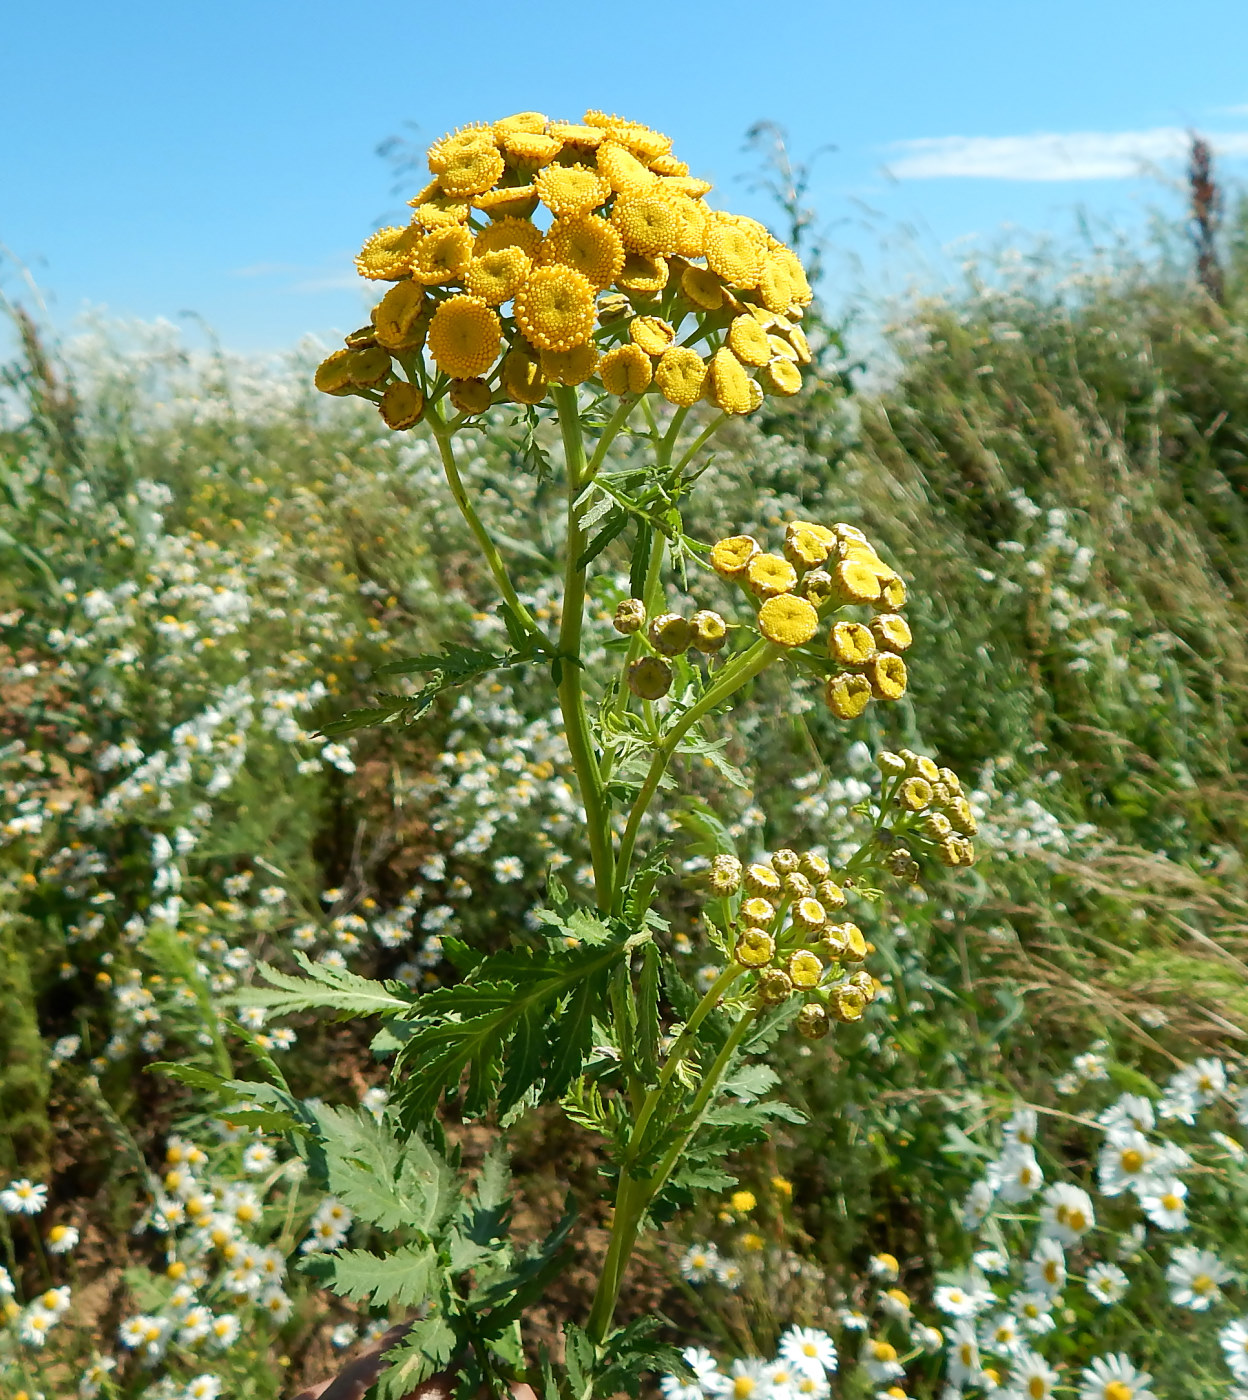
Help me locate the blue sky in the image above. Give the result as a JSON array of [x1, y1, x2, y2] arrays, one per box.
[[4, 0, 1248, 352]]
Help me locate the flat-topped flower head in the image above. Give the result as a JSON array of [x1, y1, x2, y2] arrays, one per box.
[[316, 108, 816, 422]]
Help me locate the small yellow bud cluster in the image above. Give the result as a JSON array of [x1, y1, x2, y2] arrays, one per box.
[[877, 749, 977, 868], [315, 109, 814, 427], [696, 846, 879, 1034], [709, 520, 911, 720], [618, 599, 729, 700]]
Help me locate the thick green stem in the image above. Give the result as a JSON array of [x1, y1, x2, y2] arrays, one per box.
[[429, 409, 546, 645], [613, 639, 777, 908], [553, 385, 615, 910], [585, 397, 639, 480]]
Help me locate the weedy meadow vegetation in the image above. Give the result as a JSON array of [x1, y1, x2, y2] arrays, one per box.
[[0, 111, 1247, 1400]]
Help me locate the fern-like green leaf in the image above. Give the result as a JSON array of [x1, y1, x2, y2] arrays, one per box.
[[232, 950, 416, 1020]]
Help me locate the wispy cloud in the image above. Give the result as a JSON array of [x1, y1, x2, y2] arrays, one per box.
[[885, 127, 1248, 181]]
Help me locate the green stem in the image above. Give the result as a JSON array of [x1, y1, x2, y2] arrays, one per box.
[[671, 412, 729, 479], [585, 397, 639, 480], [586, 1003, 760, 1343], [553, 385, 615, 911], [613, 639, 777, 909], [429, 407, 546, 646]]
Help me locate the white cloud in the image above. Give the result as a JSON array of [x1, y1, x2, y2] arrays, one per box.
[[885, 127, 1248, 181]]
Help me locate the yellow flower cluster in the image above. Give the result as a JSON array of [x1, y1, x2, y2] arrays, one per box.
[[313, 110, 814, 427], [699, 850, 879, 1035], [710, 520, 911, 719], [878, 749, 977, 867]]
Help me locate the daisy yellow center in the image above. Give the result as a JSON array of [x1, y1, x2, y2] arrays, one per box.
[[1193, 1272, 1214, 1294], [1103, 1383, 1132, 1400], [802, 1343, 818, 1357], [1199, 1076, 1213, 1091], [995, 1326, 1012, 1342], [1028, 1379, 1047, 1399], [1069, 1208, 1088, 1230], [1161, 1194, 1181, 1211], [691, 1254, 707, 1268], [872, 1342, 897, 1362], [1120, 1149, 1144, 1173], [959, 1344, 974, 1365], [1023, 1303, 1040, 1318], [1043, 1261, 1060, 1284], [733, 1378, 756, 1399]]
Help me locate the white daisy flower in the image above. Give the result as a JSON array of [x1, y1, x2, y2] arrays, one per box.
[[1002, 1106, 1039, 1148], [790, 1372, 829, 1400], [1085, 1262, 1129, 1305], [961, 1179, 995, 1230], [1078, 1353, 1155, 1400], [1097, 1132, 1159, 1198], [836, 1307, 868, 1331], [1010, 1349, 1058, 1398], [0, 1179, 48, 1214], [241, 1141, 275, 1174], [185, 1377, 224, 1400], [947, 1321, 984, 1387], [680, 1244, 721, 1284], [724, 1357, 770, 1400], [763, 1359, 799, 1400], [1023, 1239, 1066, 1298], [78, 1356, 117, 1399], [1039, 1182, 1095, 1244], [973, 1249, 1009, 1275], [330, 1322, 358, 1350], [259, 1286, 292, 1323], [1012, 1291, 1056, 1335], [19, 1304, 57, 1346], [1098, 1094, 1155, 1136], [207, 1313, 241, 1350], [913, 1323, 944, 1353], [868, 1252, 900, 1282], [779, 1326, 838, 1375], [178, 1305, 213, 1345], [682, 1346, 729, 1395], [659, 1376, 702, 1400], [1220, 1317, 1248, 1383], [861, 1338, 904, 1383], [46, 1223, 80, 1254], [878, 1288, 911, 1322], [1072, 1051, 1109, 1081], [979, 1312, 1023, 1357], [935, 1283, 982, 1318], [990, 1147, 1044, 1203], [1140, 1178, 1188, 1231], [716, 1259, 744, 1291], [1166, 1244, 1233, 1310]]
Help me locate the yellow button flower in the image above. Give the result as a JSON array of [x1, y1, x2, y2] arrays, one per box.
[[708, 346, 754, 415], [355, 225, 420, 280], [758, 594, 818, 647], [825, 672, 872, 720], [427, 296, 501, 379], [681, 264, 724, 310], [788, 950, 823, 989], [466, 247, 531, 305], [617, 251, 668, 294], [599, 344, 653, 396], [710, 534, 760, 580], [872, 613, 912, 652], [540, 214, 625, 290], [704, 214, 763, 288], [372, 281, 427, 350], [689, 609, 727, 653], [744, 862, 782, 898], [449, 378, 492, 416], [867, 653, 908, 701], [630, 316, 676, 357], [611, 193, 680, 256], [541, 343, 600, 386], [411, 225, 474, 285], [378, 381, 424, 430], [735, 928, 775, 968], [745, 552, 798, 599], [534, 162, 610, 216], [474, 216, 544, 259], [654, 345, 707, 406], [513, 265, 596, 351], [727, 315, 772, 367], [828, 620, 877, 666]]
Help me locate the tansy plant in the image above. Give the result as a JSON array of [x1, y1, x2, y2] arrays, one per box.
[[178, 110, 976, 1400]]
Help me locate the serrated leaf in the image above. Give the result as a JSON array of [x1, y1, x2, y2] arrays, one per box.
[[318, 699, 412, 736], [233, 949, 416, 1020], [720, 1063, 780, 1102], [375, 1319, 459, 1400], [303, 1243, 437, 1307], [636, 942, 661, 1084], [311, 1103, 452, 1233]]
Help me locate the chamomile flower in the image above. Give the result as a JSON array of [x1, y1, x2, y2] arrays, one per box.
[[682, 1346, 729, 1394], [1219, 1318, 1248, 1382], [868, 1252, 901, 1282], [1098, 1094, 1155, 1136], [207, 1312, 241, 1350], [185, 1377, 224, 1400], [46, 1223, 80, 1254], [980, 1313, 1023, 1357], [779, 1326, 838, 1375], [78, 1356, 117, 1398], [1097, 1132, 1159, 1198], [763, 1359, 799, 1400], [724, 1357, 770, 1400], [1140, 1178, 1188, 1231], [973, 1249, 1009, 1275], [660, 1378, 703, 1400], [1077, 1353, 1155, 1400], [19, 1304, 57, 1346], [1166, 1244, 1233, 1310], [1002, 1106, 1039, 1148], [1039, 1182, 1095, 1244], [680, 1243, 721, 1284], [1023, 1239, 1066, 1298], [241, 1141, 275, 1174], [1, 1179, 48, 1214], [716, 1259, 744, 1290], [1012, 1292, 1056, 1336], [991, 1148, 1044, 1202], [962, 1179, 995, 1230], [862, 1338, 904, 1383], [947, 1321, 984, 1387], [1009, 1351, 1058, 1399], [1085, 1263, 1129, 1305]]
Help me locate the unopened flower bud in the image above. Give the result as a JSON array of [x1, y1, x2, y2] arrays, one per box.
[[448, 377, 492, 416], [902, 750, 940, 782], [871, 613, 913, 653], [830, 983, 868, 1023], [756, 968, 793, 1006], [923, 812, 953, 840], [782, 871, 813, 900], [689, 610, 728, 653], [799, 851, 831, 881], [649, 613, 692, 657], [816, 879, 847, 910], [771, 848, 800, 875], [628, 656, 673, 700], [744, 862, 782, 899], [876, 750, 907, 777], [613, 598, 647, 634], [735, 928, 775, 968], [799, 569, 835, 606], [379, 380, 425, 430], [938, 766, 963, 795], [706, 854, 743, 896], [787, 949, 823, 989], [899, 777, 933, 812], [792, 897, 827, 932], [597, 293, 631, 323], [740, 897, 775, 928], [796, 1003, 830, 1039], [824, 921, 867, 962], [947, 797, 978, 836]]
